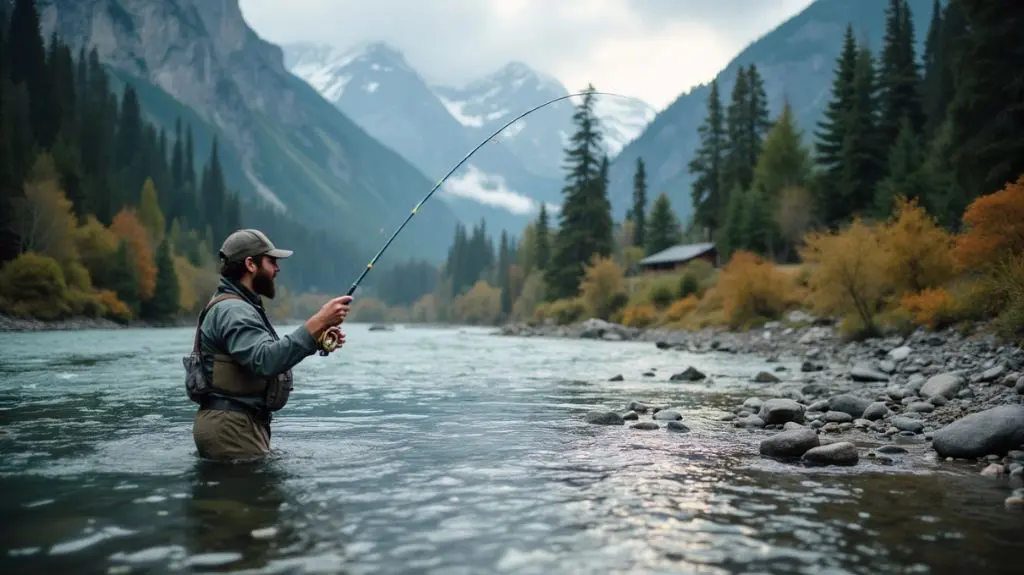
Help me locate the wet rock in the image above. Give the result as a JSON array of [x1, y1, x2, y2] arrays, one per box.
[[631, 421, 660, 430], [783, 421, 806, 431], [801, 361, 825, 372], [892, 416, 926, 434], [1015, 377, 1024, 394], [759, 428, 820, 458], [931, 405, 1024, 459], [737, 415, 766, 428], [854, 418, 872, 429], [828, 394, 871, 418], [742, 397, 764, 411], [1005, 495, 1024, 509], [753, 371, 780, 383], [810, 420, 824, 429], [862, 402, 890, 421], [822, 422, 841, 433], [980, 463, 1004, 476], [920, 373, 964, 399], [888, 346, 912, 362], [823, 411, 853, 424], [974, 364, 1005, 384], [621, 411, 640, 421], [585, 411, 623, 425], [666, 421, 690, 432], [908, 401, 935, 413], [758, 399, 806, 425], [609, 374, 624, 381], [808, 400, 830, 412], [886, 386, 910, 401], [929, 395, 948, 407], [654, 409, 683, 421], [643, 372, 656, 377], [626, 400, 649, 413], [851, 363, 890, 382], [802, 442, 859, 466], [877, 445, 908, 454], [670, 367, 706, 381]]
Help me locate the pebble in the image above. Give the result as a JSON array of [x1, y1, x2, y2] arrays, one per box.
[[802, 442, 859, 466]]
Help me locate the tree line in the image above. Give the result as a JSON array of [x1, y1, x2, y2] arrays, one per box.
[[0, 0, 374, 323]]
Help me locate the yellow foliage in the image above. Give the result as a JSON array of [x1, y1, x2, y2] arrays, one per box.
[[800, 218, 889, 333], [579, 255, 627, 320], [898, 287, 959, 330], [94, 289, 133, 322], [533, 297, 586, 325], [664, 295, 699, 322], [621, 303, 657, 327], [511, 270, 546, 322], [110, 208, 157, 301], [411, 293, 439, 323], [136, 178, 166, 247], [351, 297, 390, 323], [0, 252, 70, 320], [172, 255, 199, 313], [16, 169, 79, 266], [880, 196, 956, 294], [452, 280, 502, 325], [953, 174, 1024, 271], [716, 250, 793, 328]]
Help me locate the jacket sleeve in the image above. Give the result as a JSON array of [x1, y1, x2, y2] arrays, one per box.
[[211, 301, 318, 377]]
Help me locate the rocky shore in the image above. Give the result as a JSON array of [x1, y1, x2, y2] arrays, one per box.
[[498, 313, 1024, 510], [0, 314, 190, 332]]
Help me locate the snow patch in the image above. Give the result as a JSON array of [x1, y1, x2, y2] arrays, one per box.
[[441, 165, 539, 215], [438, 97, 484, 128], [365, 81, 379, 93]]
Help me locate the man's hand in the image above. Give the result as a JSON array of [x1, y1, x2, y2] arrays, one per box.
[[306, 295, 353, 337]]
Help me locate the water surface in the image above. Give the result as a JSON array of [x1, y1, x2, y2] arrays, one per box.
[[0, 324, 1021, 574]]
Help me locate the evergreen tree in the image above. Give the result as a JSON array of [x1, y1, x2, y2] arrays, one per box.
[[546, 86, 612, 300], [8, 0, 57, 149], [688, 78, 727, 234], [752, 100, 812, 204], [147, 238, 180, 320], [841, 41, 886, 219], [738, 184, 773, 256], [719, 185, 745, 260], [497, 230, 511, 317], [814, 24, 858, 208], [535, 203, 550, 271], [630, 157, 647, 247], [873, 116, 928, 217], [644, 192, 682, 256], [878, 0, 925, 152], [722, 67, 751, 196]]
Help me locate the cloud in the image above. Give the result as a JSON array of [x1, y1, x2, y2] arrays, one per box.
[[440, 165, 543, 215], [238, 0, 815, 110]]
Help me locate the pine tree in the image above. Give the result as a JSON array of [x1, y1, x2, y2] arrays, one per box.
[[9, 0, 57, 149], [738, 184, 773, 256], [814, 24, 858, 207], [688, 78, 727, 234], [722, 67, 751, 196], [873, 116, 927, 217], [878, 0, 925, 152], [546, 86, 612, 300], [841, 41, 886, 219], [535, 203, 550, 271], [630, 157, 647, 247], [745, 64, 772, 165], [644, 192, 682, 256], [147, 238, 180, 320], [497, 230, 511, 317], [752, 100, 812, 204]]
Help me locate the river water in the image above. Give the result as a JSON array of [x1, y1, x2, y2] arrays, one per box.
[[0, 323, 1021, 574]]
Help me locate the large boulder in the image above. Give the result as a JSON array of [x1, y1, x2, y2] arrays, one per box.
[[759, 428, 820, 458], [828, 394, 871, 418], [932, 405, 1024, 459], [758, 399, 806, 425], [920, 373, 964, 399]]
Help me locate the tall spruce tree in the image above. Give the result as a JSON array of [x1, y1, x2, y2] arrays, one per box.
[[546, 86, 612, 300], [814, 24, 858, 209], [841, 41, 885, 219], [535, 203, 550, 271], [630, 157, 647, 247], [878, 0, 925, 153], [688, 78, 727, 234], [644, 192, 682, 256], [873, 116, 927, 217], [722, 67, 751, 196]]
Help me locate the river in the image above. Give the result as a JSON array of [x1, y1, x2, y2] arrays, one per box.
[[0, 323, 1021, 574]]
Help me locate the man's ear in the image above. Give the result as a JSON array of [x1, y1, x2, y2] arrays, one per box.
[[245, 256, 258, 274]]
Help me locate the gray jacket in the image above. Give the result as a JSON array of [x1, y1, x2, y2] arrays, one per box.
[[199, 277, 317, 387]]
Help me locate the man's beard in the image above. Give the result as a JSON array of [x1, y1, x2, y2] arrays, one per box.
[[253, 268, 276, 299]]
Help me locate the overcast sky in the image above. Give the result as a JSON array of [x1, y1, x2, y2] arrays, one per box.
[[238, 0, 816, 110]]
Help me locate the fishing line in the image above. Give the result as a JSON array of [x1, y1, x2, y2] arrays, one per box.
[[316, 90, 648, 355]]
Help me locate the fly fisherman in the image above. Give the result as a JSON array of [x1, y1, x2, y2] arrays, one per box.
[[183, 229, 351, 461]]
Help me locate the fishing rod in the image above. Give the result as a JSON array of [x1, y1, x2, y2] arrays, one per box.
[[316, 89, 647, 355]]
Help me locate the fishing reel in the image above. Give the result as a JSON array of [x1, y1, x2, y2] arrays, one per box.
[[316, 325, 345, 356]]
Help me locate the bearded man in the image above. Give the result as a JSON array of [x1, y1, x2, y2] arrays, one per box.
[[187, 229, 351, 461]]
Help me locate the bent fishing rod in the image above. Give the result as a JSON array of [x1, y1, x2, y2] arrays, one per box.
[[316, 89, 646, 355]]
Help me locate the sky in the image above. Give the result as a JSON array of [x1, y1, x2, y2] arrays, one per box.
[[238, 0, 817, 111]]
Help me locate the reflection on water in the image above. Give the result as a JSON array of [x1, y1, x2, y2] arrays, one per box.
[[0, 324, 1022, 574]]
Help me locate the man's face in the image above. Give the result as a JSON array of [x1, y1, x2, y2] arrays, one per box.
[[251, 255, 279, 299]]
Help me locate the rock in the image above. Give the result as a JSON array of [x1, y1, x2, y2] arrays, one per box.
[[877, 445, 908, 454], [368, 324, 393, 331], [670, 367, 706, 382], [822, 422, 841, 433], [862, 402, 890, 421], [802, 442, 859, 466], [631, 421, 660, 430], [609, 374, 624, 381], [1015, 376, 1024, 395], [1004, 496, 1024, 509], [655, 341, 671, 350], [666, 421, 690, 432], [980, 463, 1004, 476], [929, 395, 948, 407], [906, 374, 927, 393], [783, 422, 806, 431], [626, 400, 649, 413], [759, 428, 820, 459], [878, 360, 897, 374], [828, 394, 871, 418], [920, 373, 964, 399], [758, 399, 806, 425], [585, 411, 623, 425], [621, 411, 639, 421], [808, 400, 830, 412], [742, 397, 764, 411], [753, 371, 781, 383], [643, 372, 655, 377], [889, 345, 912, 362], [886, 386, 910, 401], [908, 401, 935, 413], [801, 361, 825, 373], [931, 405, 1024, 459], [737, 415, 766, 428], [823, 411, 854, 424], [892, 416, 926, 434], [654, 409, 683, 421], [851, 363, 890, 382], [975, 364, 1005, 383]]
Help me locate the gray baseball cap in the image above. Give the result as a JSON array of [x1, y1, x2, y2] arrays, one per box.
[[219, 229, 293, 262]]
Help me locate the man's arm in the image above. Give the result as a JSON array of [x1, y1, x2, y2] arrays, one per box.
[[211, 301, 318, 377]]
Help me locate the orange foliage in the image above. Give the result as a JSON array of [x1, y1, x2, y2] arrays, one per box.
[[94, 289, 133, 322], [110, 208, 156, 301], [898, 287, 957, 330], [621, 303, 657, 327], [880, 196, 956, 293], [664, 295, 699, 322], [716, 251, 792, 328], [953, 174, 1024, 271]]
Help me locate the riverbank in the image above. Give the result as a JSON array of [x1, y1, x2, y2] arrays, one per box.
[[498, 313, 1024, 509], [0, 313, 191, 332]]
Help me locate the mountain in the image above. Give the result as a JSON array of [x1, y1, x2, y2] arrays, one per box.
[[35, 0, 462, 268], [282, 41, 658, 236], [605, 0, 937, 225]]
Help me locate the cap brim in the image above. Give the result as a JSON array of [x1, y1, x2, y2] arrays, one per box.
[[265, 248, 293, 258]]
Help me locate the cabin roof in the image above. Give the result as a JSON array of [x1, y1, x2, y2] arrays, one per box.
[[638, 242, 716, 266]]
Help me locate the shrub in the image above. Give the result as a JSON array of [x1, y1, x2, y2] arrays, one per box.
[[952, 174, 1024, 272], [0, 252, 71, 320], [677, 272, 700, 299], [534, 298, 586, 325], [579, 255, 627, 320], [898, 287, 959, 330], [621, 303, 657, 327], [648, 283, 675, 309], [716, 251, 792, 329], [664, 295, 699, 322], [95, 290, 132, 322], [880, 196, 956, 294]]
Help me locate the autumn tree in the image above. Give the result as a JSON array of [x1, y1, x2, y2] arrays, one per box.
[[716, 250, 793, 328], [878, 197, 955, 296], [110, 207, 156, 304], [579, 255, 627, 320], [952, 174, 1024, 272]]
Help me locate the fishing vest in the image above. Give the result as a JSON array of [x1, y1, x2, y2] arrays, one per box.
[[182, 293, 292, 412]]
